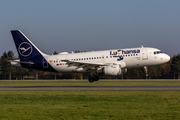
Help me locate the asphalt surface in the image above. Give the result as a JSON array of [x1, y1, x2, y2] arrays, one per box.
[[0, 86, 180, 91]]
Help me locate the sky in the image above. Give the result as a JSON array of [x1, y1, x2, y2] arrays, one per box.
[[0, 0, 180, 57]]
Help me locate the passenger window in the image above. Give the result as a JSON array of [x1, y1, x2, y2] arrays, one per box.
[[94, 57, 96, 59]]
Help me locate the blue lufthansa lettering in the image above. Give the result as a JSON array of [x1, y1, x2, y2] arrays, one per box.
[[122, 49, 140, 54], [110, 51, 121, 55]]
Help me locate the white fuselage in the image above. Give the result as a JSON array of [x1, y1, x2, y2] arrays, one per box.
[[43, 47, 170, 72]]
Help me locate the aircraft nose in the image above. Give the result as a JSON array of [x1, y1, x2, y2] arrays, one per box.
[[164, 54, 170, 62]]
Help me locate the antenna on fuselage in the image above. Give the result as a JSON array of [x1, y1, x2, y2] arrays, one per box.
[[141, 45, 144, 48]]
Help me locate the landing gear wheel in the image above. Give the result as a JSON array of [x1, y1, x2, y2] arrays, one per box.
[[88, 75, 99, 83], [88, 76, 94, 83], [94, 75, 99, 81]]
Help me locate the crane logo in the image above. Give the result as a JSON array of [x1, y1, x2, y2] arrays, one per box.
[[18, 42, 33, 57]]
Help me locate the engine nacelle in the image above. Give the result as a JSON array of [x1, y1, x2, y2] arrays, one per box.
[[122, 68, 127, 74], [103, 65, 122, 76]]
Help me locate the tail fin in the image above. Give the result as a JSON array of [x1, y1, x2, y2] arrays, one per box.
[[11, 30, 45, 60]]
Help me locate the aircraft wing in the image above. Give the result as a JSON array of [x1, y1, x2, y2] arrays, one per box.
[[61, 60, 110, 71]]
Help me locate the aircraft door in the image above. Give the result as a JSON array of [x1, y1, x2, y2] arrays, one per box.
[[43, 57, 48, 68], [142, 49, 148, 60]]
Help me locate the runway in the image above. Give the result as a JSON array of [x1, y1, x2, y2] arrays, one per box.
[[0, 86, 180, 91]]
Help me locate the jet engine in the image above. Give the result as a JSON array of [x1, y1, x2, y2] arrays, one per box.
[[103, 64, 122, 76], [103, 61, 128, 76]]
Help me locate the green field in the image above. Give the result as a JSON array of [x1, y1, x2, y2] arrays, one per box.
[[0, 80, 180, 120], [0, 91, 180, 120], [0, 79, 180, 86]]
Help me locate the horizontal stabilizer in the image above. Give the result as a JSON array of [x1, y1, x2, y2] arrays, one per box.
[[10, 60, 34, 67]]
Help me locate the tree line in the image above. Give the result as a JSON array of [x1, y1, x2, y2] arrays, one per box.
[[0, 51, 180, 80]]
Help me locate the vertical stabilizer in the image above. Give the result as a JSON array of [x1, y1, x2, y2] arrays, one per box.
[[11, 30, 45, 60]]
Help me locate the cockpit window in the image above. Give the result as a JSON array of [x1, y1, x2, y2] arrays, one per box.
[[154, 51, 163, 54]]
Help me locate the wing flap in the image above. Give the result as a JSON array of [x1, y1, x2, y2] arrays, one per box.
[[61, 60, 110, 70]]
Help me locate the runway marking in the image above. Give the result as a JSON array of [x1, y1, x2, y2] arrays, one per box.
[[0, 86, 180, 91]]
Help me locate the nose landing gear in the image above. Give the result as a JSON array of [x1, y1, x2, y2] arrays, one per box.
[[144, 66, 148, 78]]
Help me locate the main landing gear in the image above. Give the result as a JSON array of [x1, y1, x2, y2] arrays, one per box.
[[88, 75, 99, 83]]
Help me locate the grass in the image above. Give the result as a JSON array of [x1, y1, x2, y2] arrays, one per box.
[[0, 79, 180, 86], [0, 91, 180, 120], [0, 80, 180, 119]]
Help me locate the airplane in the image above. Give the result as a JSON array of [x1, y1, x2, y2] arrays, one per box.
[[10, 30, 170, 83]]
